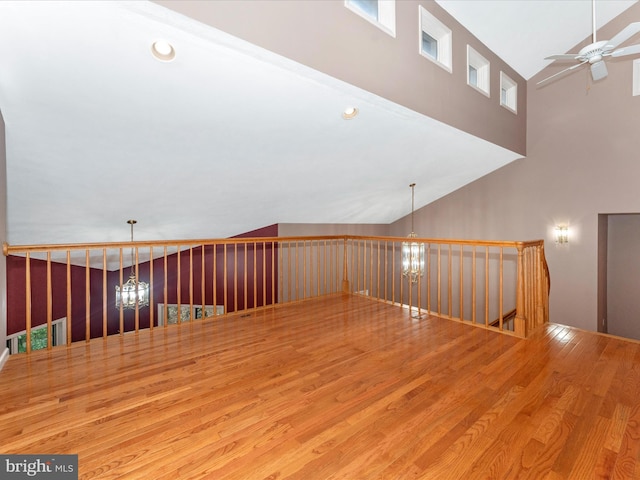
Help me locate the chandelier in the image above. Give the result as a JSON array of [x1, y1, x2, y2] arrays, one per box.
[[402, 183, 425, 283], [115, 219, 150, 309]]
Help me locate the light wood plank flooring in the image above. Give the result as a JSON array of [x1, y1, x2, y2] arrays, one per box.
[[2, 294, 640, 479]]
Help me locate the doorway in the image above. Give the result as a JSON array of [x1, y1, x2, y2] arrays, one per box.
[[598, 213, 640, 340]]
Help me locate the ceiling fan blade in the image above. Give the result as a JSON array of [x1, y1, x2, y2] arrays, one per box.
[[605, 22, 640, 50], [545, 54, 581, 61], [536, 61, 588, 86], [611, 44, 640, 58]]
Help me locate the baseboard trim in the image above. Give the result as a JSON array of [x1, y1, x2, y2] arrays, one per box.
[[0, 347, 9, 372]]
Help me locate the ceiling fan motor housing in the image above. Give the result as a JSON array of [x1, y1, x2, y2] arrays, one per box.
[[579, 40, 608, 63]]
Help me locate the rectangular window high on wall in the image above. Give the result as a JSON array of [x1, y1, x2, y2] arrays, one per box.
[[468, 65, 478, 86], [345, 0, 396, 37], [421, 31, 438, 60], [418, 5, 452, 73], [500, 71, 518, 113], [467, 45, 490, 97]]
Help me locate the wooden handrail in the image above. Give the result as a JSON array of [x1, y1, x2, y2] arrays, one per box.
[[3, 235, 544, 255]]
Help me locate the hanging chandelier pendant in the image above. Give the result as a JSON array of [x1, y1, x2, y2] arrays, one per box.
[[402, 183, 425, 284], [115, 219, 150, 309]]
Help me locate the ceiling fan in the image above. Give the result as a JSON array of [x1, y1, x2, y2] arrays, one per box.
[[537, 0, 640, 85]]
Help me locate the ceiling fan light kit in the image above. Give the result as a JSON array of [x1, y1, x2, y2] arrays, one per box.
[[538, 0, 640, 86]]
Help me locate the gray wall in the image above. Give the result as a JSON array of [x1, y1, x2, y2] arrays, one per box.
[[607, 214, 640, 340], [0, 110, 7, 369], [156, 0, 526, 156], [390, 3, 640, 332]]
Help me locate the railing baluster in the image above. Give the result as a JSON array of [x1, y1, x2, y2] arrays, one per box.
[[472, 246, 476, 324], [85, 249, 90, 342], [150, 246, 154, 329], [314, 241, 322, 297], [459, 245, 463, 322], [271, 240, 276, 306], [302, 240, 307, 300], [46, 252, 52, 349], [201, 245, 205, 318], [383, 240, 388, 302], [427, 243, 431, 313], [119, 248, 124, 334], [262, 241, 267, 307], [376, 240, 381, 301], [244, 242, 248, 308], [342, 239, 353, 293], [416, 241, 422, 317], [368, 240, 372, 296], [499, 247, 504, 330], [102, 249, 107, 338], [392, 242, 396, 306], [448, 244, 452, 318], [285, 241, 290, 302], [212, 244, 217, 314], [253, 241, 257, 309], [323, 240, 327, 296], [134, 246, 140, 332], [514, 243, 526, 337], [278, 241, 282, 304], [177, 246, 181, 324], [437, 244, 441, 316], [66, 251, 72, 345], [484, 247, 489, 327], [234, 242, 239, 311], [189, 247, 194, 321], [224, 243, 229, 313], [25, 253, 31, 353], [163, 246, 168, 326]]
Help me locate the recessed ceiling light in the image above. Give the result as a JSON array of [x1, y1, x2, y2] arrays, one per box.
[[151, 40, 175, 62], [342, 107, 358, 120]]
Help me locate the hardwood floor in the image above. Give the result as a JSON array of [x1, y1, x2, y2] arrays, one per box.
[[1, 294, 640, 479]]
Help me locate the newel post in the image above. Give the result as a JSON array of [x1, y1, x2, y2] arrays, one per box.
[[514, 243, 527, 337], [342, 237, 350, 293]]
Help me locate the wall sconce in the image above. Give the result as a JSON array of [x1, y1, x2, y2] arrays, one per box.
[[555, 225, 569, 244]]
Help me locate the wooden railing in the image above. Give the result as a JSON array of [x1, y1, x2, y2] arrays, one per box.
[[3, 235, 549, 353], [342, 237, 549, 337]]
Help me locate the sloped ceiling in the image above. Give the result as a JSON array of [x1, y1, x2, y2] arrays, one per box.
[[0, 0, 636, 246]]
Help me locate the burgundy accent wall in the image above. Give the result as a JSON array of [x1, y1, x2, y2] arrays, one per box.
[[6, 255, 107, 340], [233, 224, 278, 238], [6, 225, 278, 341]]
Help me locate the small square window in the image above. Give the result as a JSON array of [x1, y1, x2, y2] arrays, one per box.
[[467, 46, 490, 97], [500, 71, 517, 113], [421, 31, 438, 60], [348, 0, 378, 19], [345, 0, 396, 37], [468, 65, 478, 87], [418, 5, 452, 73]]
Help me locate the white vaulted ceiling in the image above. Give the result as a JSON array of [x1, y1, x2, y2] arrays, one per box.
[[0, 0, 636, 246]]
